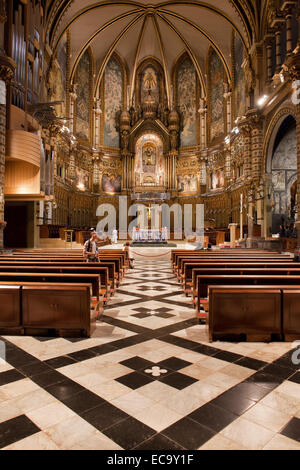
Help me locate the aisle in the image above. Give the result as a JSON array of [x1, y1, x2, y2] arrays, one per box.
[[0, 261, 299, 450]]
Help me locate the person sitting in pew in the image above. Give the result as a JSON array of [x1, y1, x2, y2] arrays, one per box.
[[83, 230, 100, 263]]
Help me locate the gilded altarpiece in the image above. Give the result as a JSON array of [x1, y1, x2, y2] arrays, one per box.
[[134, 134, 165, 189]]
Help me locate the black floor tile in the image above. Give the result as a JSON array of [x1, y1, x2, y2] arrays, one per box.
[[120, 356, 154, 371], [156, 357, 192, 371], [0, 415, 40, 449], [44, 356, 78, 369], [214, 351, 243, 363], [289, 372, 300, 384], [211, 390, 256, 416], [5, 349, 40, 368], [262, 363, 296, 381], [31, 370, 66, 388], [67, 350, 97, 362], [231, 382, 270, 402], [162, 417, 215, 450], [17, 361, 53, 377], [46, 379, 84, 401], [280, 417, 300, 442], [134, 434, 185, 450], [103, 417, 156, 450], [235, 357, 267, 371], [116, 371, 154, 390], [81, 402, 129, 431], [246, 371, 282, 390], [0, 369, 25, 386], [159, 372, 197, 390], [193, 344, 220, 357], [62, 390, 105, 415], [88, 344, 117, 356], [273, 352, 300, 370], [188, 403, 238, 433]]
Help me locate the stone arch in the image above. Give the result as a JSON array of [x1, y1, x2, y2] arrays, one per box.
[[264, 106, 297, 174]]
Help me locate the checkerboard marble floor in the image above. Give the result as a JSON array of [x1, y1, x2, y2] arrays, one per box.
[[0, 260, 300, 450]]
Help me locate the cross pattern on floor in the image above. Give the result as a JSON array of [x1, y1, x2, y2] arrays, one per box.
[[0, 260, 299, 450]]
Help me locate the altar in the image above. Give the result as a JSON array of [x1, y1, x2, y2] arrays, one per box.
[[132, 227, 168, 244]]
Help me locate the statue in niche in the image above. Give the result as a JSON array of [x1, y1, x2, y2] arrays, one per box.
[[143, 69, 157, 91], [142, 144, 156, 173]]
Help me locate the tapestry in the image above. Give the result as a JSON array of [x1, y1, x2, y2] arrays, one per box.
[[104, 57, 123, 148], [75, 49, 91, 142], [234, 32, 246, 119], [209, 49, 225, 141], [177, 57, 197, 147], [102, 174, 121, 193]]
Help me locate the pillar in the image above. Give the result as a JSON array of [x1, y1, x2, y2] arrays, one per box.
[[264, 35, 273, 81], [275, 26, 283, 74], [0, 56, 15, 248], [285, 49, 300, 249], [229, 223, 238, 248]]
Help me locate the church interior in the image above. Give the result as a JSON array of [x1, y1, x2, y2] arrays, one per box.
[[0, 0, 299, 452]]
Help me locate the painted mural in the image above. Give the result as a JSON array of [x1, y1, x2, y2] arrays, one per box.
[[211, 170, 225, 190], [75, 50, 91, 142], [104, 57, 123, 148], [57, 33, 67, 100], [102, 174, 121, 193], [178, 175, 198, 193], [135, 133, 165, 187], [142, 66, 159, 103], [177, 57, 197, 147], [75, 168, 90, 192], [234, 32, 246, 119], [209, 49, 225, 141]]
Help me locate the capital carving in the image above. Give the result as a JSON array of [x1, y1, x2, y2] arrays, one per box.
[[0, 55, 16, 83], [0, 1, 7, 23], [284, 49, 300, 81]]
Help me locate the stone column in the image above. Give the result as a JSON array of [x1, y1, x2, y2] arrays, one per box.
[[249, 111, 264, 183], [229, 223, 238, 248], [0, 56, 15, 248], [285, 50, 300, 249], [264, 35, 274, 82], [239, 121, 252, 179], [92, 155, 100, 193]]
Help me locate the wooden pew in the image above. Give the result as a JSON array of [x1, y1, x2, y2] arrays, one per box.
[[209, 285, 300, 342], [0, 259, 117, 295], [0, 265, 111, 302], [188, 264, 300, 297], [283, 289, 300, 341], [208, 286, 282, 342], [175, 254, 292, 280], [0, 282, 94, 337], [196, 274, 300, 314], [0, 272, 101, 298], [0, 285, 21, 333]]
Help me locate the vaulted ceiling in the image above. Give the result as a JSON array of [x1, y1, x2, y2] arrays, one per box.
[[45, 1, 263, 99]]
